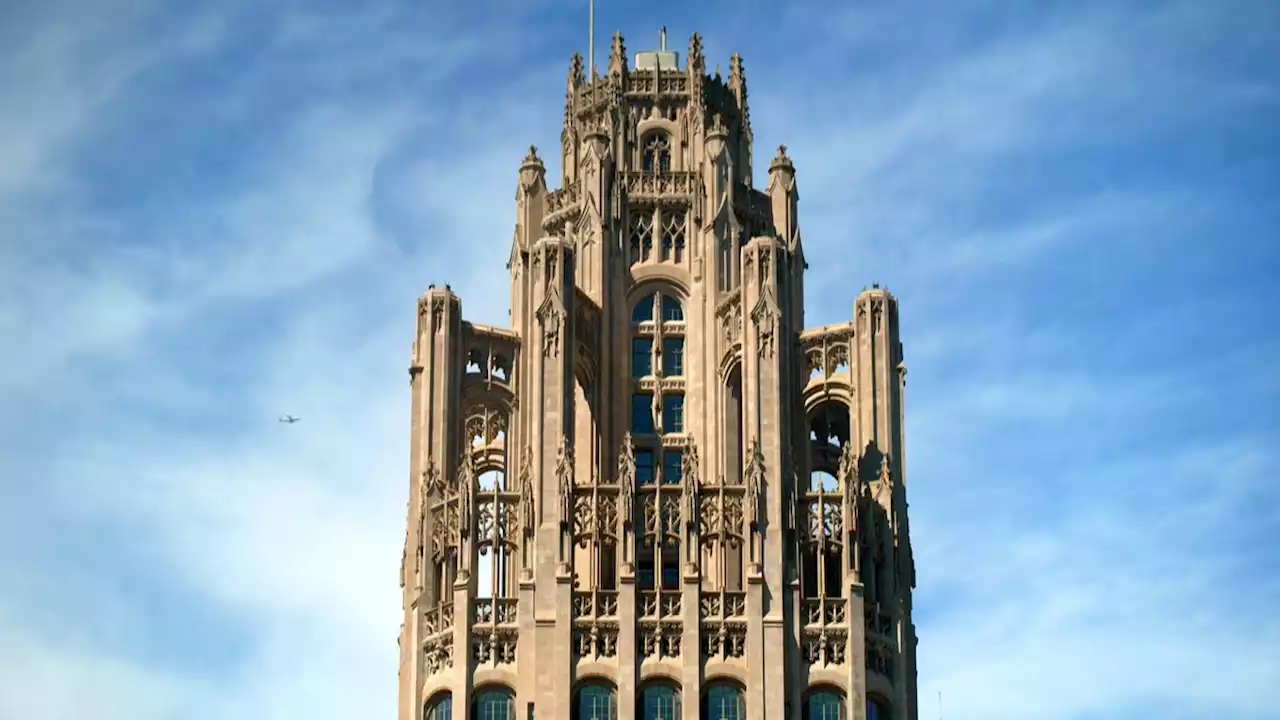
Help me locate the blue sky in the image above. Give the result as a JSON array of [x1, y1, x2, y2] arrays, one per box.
[[1, 0, 1277, 718]]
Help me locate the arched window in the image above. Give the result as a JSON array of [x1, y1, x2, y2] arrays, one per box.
[[803, 689, 845, 720], [632, 296, 655, 324], [661, 295, 684, 322], [703, 682, 744, 720], [643, 133, 672, 174], [473, 687, 515, 720], [867, 697, 891, 720], [425, 692, 452, 720], [639, 683, 680, 720], [575, 682, 617, 720]]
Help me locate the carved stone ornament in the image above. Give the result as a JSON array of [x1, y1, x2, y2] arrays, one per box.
[[838, 442, 857, 497], [681, 441, 700, 530], [457, 452, 475, 533], [745, 439, 765, 530], [751, 291, 780, 359], [556, 437, 575, 527], [520, 447, 535, 531], [536, 291, 564, 358], [422, 459, 443, 498], [618, 432, 636, 526]]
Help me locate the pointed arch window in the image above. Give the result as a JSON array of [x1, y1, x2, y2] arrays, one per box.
[[630, 213, 654, 263], [473, 688, 515, 720], [425, 693, 453, 720], [639, 683, 680, 720], [643, 133, 672, 174], [661, 212, 686, 264], [576, 683, 618, 720], [704, 683, 744, 720], [867, 698, 891, 720], [803, 689, 845, 720]]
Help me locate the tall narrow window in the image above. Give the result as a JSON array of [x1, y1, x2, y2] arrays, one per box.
[[661, 337, 684, 376], [663, 449, 683, 486], [632, 338, 653, 378], [632, 394, 655, 434], [662, 395, 684, 434], [630, 214, 654, 263], [663, 213, 686, 264], [635, 449, 655, 486]]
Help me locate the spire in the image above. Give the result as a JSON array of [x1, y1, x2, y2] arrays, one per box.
[[688, 32, 706, 75], [729, 52, 748, 109], [608, 32, 627, 75]]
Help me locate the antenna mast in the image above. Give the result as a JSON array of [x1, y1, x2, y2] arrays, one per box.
[[588, 0, 595, 79]]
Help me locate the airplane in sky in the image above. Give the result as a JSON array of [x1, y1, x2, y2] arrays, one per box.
[[278, 415, 300, 424]]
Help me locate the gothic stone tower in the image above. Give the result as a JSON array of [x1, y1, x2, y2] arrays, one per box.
[[399, 30, 919, 720]]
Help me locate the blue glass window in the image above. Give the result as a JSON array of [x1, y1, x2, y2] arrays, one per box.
[[661, 337, 683, 376], [425, 693, 452, 720], [663, 450, 683, 486], [662, 395, 684, 434], [661, 295, 684, 322], [661, 561, 679, 589], [804, 691, 844, 720], [638, 555, 655, 589], [635, 449, 655, 486], [632, 296, 654, 323], [577, 684, 617, 720], [704, 684, 744, 720], [640, 684, 680, 720], [474, 689, 515, 720], [632, 338, 653, 378], [632, 394, 655, 434], [867, 698, 890, 720]]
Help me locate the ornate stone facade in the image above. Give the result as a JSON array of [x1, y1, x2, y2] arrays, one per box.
[[399, 29, 918, 720]]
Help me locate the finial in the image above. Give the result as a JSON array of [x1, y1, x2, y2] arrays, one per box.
[[524, 145, 540, 163], [660, 26, 667, 51], [714, 64, 722, 79], [568, 53, 584, 89], [689, 32, 704, 68], [778, 145, 787, 156], [609, 32, 627, 75]]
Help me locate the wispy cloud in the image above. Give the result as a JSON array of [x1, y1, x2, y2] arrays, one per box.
[[1, 0, 1276, 719]]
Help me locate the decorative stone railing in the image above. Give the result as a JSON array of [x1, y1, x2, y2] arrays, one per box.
[[473, 597, 518, 625], [699, 591, 746, 620], [422, 601, 455, 676], [572, 589, 619, 620], [700, 591, 747, 660], [623, 74, 688, 97], [638, 590, 682, 619], [803, 597, 848, 627], [542, 182, 581, 231], [623, 171, 698, 203]]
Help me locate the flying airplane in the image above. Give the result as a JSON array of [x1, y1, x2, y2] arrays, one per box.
[[278, 415, 300, 424]]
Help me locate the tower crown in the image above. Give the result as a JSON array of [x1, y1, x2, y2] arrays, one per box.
[[401, 28, 919, 720]]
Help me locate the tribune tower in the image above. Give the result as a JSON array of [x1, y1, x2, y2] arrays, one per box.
[[399, 30, 919, 720]]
